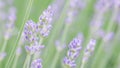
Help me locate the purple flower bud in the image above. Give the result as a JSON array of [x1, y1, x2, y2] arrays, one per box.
[[31, 59, 42, 68], [63, 57, 76, 68]]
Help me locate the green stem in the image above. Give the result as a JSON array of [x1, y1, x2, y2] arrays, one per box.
[[50, 51, 60, 68], [12, 55, 19, 68], [27, 55, 31, 68], [1, 38, 8, 52], [5, 0, 34, 67], [23, 54, 31, 68], [80, 62, 85, 68], [117, 54, 120, 68], [0, 38, 8, 67], [61, 24, 70, 43]]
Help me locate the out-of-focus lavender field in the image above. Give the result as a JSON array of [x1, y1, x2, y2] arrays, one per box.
[[0, 0, 120, 68]]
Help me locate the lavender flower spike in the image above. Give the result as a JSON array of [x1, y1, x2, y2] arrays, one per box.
[[82, 39, 96, 63], [24, 20, 38, 44], [31, 59, 42, 68], [63, 34, 83, 68], [37, 6, 54, 37]]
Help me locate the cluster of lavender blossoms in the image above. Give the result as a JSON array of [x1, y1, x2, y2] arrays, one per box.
[[24, 20, 38, 44], [24, 5, 54, 68], [63, 34, 83, 68], [82, 39, 96, 63]]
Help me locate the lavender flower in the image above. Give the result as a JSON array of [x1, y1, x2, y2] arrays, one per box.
[[24, 20, 38, 44], [63, 34, 83, 68], [82, 39, 96, 63], [25, 45, 44, 55], [37, 6, 54, 37], [23, 5, 55, 68], [0, 52, 6, 61], [31, 59, 42, 68]]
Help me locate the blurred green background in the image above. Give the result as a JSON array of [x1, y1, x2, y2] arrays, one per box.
[[0, 0, 120, 68]]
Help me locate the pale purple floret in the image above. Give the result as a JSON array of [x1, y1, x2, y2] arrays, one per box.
[[55, 40, 66, 52], [103, 32, 114, 42], [25, 45, 44, 55], [37, 6, 54, 37], [31, 59, 42, 68], [8, 7, 16, 22], [16, 47, 22, 56], [82, 39, 96, 63], [63, 57, 76, 68], [0, 52, 6, 61], [63, 34, 83, 67]]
